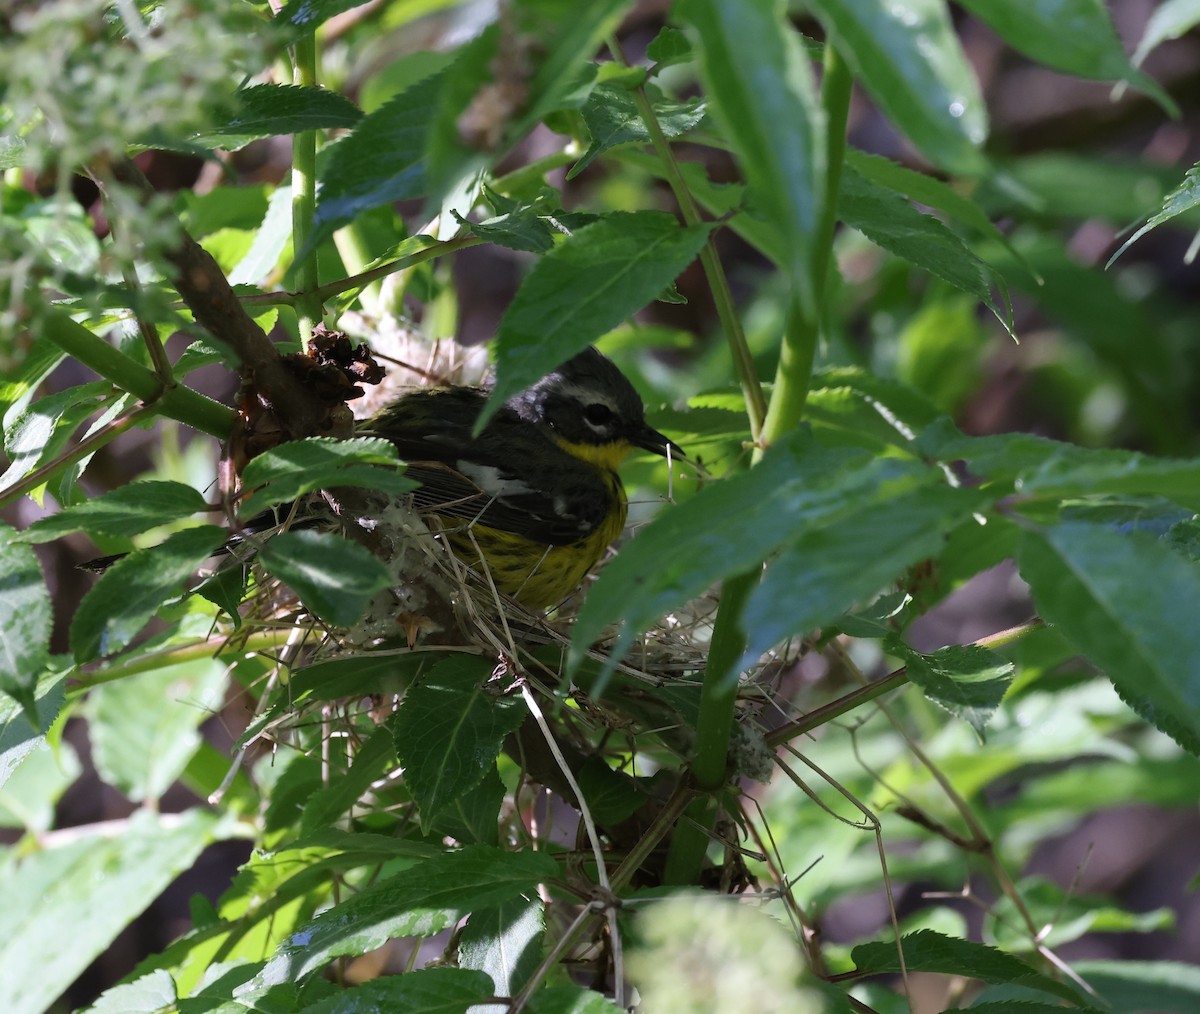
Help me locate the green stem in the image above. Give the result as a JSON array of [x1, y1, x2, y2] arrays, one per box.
[[758, 44, 850, 451], [661, 43, 854, 886], [618, 43, 766, 441], [291, 31, 322, 342], [662, 568, 756, 882], [41, 310, 233, 438], [0, 405, 150, 507]]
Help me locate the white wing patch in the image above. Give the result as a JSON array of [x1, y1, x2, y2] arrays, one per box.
[[457, 461, 534, 498]]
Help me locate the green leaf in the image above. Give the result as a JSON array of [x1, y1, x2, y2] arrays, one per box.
[[82, 969, 177, 1014], [299, 727, 397, 836], [517, 0, 629, 129], [839, 166, 1012, 335], [194, 84, 362, 150], [956, 0, 1172, 111], [0, 529, 52, 711], [254, 846, 559, 985], [809, 0, 987, 176], [1108, 162, 1200, 266], [645, 26, 692, 71], [1018, 522, 1200, 752], [573, 435, 927, 678], [1074, 959, 1200, 1014], [1132, 0, 1200, 67], [14, 480, 207, 544], [307, 66, 451, 256], [0, 381, 111, 492], [741, 483, 984, 664], [918, 419, 1200, 511], [460, 895, 545, 1005], [0, 734, 80, 834], [850, 929, 1085, 1004], [275, 0, 375, 34], [239, 436, 415, 516], [430, 766, 505, 846], [392, 655, 527, 829], [845, 148, 1004, 246], [297, 968, 494, 1014], [569, 84, 705, 179], [0, 669, 66, 790], [456, 188, 560, 255], [679, 0, 822, 300], [70, 525, 227, 662], [485, 212, 713, 420], [987, 878, 1172, 952], [894, 642, 1014, 740], [88, 658, 228, 803], [526, 986, 625, 1013], [0, 809, 224, 1014], [258, 529, 392, 628]]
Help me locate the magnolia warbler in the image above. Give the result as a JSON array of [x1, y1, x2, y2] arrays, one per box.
[[365, 346, 680, 610]]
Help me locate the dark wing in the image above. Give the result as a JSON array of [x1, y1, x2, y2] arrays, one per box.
[[361, 387, 612, 546]]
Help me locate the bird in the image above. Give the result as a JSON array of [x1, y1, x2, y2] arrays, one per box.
[[362, 346, 681, 610]]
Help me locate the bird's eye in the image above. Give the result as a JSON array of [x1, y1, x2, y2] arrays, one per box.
[[582, 403, 616, 428]]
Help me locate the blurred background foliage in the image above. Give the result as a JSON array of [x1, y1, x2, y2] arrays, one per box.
[[3, 1, 1200, 1012]]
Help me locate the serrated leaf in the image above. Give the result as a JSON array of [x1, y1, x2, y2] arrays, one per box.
[[840, 166, 1012, 336], [572, 435, 927, 679], [254, 846, 559, 985], [810, 0, 987, 176], [486, 212, 713, 422], [392, 655, 527, 829], [0, 530, 52, 710], [239, 437, 414, 516], [1019, 522, 1200, 752], [14, 480, 207, 544], [70, 525, 227, 662], [569, 84, 705, 179], [679, 0, 821, 300], [88, 658, 228, 802], [0, 670, 66, 790], [0, 810, 224, 1014], [917, 419, 1200, 511], [430, 766, 505, 846], [82, 969, 176, 1014], [851, 929, 1084, 1004], [896, 643, 1014, 740], [1109, 162, 1200, 265], [306, 67, 451, 257], [0, 382, 111, 492], [258, 529, 392, 628], [299, 727, 397, 836], [741, 482, 982, 665], [195, 84, 362, 150], [460, 895, 544, 1006], [297, 968, 494, 1014]]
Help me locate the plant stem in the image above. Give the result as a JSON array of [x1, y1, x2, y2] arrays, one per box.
[[40, 310, 234, 438], [613, 37, 767, 440], [759, 43, 850, 450], [661, 42, 854, 886], [291, 31, 322, 342], [662, 568, 756, 882]]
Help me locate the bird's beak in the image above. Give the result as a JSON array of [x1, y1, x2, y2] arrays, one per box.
[[631, 422, 685, 460]]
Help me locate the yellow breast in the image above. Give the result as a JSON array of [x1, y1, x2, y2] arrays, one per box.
[[446, 466, 627, 610]]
